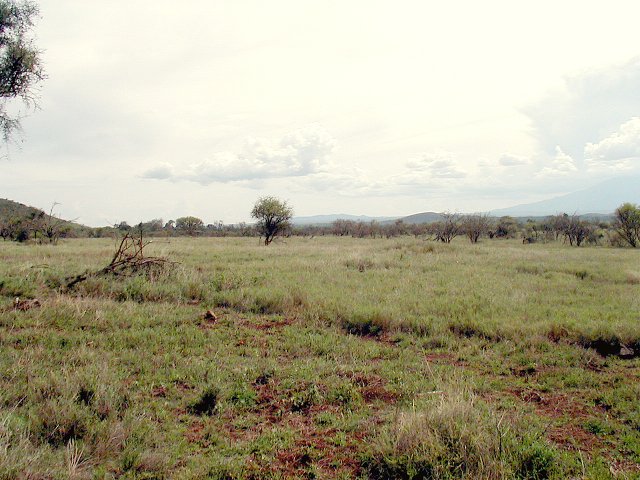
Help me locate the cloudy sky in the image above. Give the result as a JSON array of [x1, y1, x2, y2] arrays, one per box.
[[2, 1, 640, 226]]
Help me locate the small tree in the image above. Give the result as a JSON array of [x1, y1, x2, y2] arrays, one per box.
[[251, 196, 293, 245], [430, 212, 461, 243], [562, 215, 593, 247], [614, 203, 640, 248], [461, 214, 491, 243], [491, 216, 519, 239], [39, 202, 67, 244], [176, 216, 204, 236]]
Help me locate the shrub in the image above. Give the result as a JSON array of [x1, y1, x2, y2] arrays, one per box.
[[31, 399, 90, 447]]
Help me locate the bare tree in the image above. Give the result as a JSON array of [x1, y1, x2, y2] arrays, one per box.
[[430, 212, 461, 243], [40, 202, 67, 244], [461, 214, 491, 243]]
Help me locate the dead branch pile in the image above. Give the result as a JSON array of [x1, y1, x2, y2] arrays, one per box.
[[66, 233, 175, 289]]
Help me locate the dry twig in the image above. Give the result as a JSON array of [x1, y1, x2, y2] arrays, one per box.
[[66, 233, 175, 289]]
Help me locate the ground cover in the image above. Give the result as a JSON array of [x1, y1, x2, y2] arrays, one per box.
[[0, 237, 639, 479]]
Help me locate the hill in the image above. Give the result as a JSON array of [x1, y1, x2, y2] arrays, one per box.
[[0, 198, 89, 235], [395, 211, 442, 224], [291, 214, 399, 225], [0, 198, 47, 221]]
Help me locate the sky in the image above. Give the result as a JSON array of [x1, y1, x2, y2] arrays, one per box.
[[2, 1, 640, 226]]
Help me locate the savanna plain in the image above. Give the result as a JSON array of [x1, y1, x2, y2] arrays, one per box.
[[1, 236, 639, 479]]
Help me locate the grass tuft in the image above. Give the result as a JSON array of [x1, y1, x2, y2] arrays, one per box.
[[188, 386, 220, 416]]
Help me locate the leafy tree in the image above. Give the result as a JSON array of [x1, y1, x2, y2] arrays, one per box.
[[251, 196, 293, 245], [491, 216, 519, 239], [115, 221, 131, 232], [176, 216, 204, 236], [0, 0, 44, 140], [614, 203, 640, 248]]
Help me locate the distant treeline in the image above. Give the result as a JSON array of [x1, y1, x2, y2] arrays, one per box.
[[2, 205, 639, 248]]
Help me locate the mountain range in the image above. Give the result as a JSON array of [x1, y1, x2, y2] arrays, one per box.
[[489, 175, 639, 217], [291, 214, 399, 225], [2, 176, 637, 228], [293, 175, 638, 224]]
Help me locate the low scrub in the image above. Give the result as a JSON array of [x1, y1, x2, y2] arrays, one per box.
[[340, 308, 392, 337], [362, 388, 559, 479]]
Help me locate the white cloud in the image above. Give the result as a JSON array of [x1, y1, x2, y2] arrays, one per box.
[[585, 117, 640, 168], [405, 151, 467, 179], [499, 154, 529, 166], [523, 57, 640, 161], [142, 126, 335, 184], [537, 147, 578, 177], [141, 162, 175, 180]]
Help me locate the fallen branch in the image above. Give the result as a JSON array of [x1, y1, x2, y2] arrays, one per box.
[[65, 233, 176, 289]]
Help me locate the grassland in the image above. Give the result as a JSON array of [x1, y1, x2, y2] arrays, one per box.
[[0, 236, 639, 479]]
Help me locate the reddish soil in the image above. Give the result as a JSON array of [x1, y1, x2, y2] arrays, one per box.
[[246, 317, 295, 331], [507, 388, 603, 420], [546, 423, 604, 452], [504, 388, 611, 454], [181, 377, 389, 478], [350, 373, 399, 404], [151, 385, 167, 397], [184, 420, 205, 443], [173, 380, 194, 392], [424, 352, 467, 367]]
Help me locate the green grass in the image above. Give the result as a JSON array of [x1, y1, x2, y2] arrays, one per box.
[[0, 236, 639, 478]]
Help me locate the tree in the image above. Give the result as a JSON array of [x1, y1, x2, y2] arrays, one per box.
[[251, 196, 293, 245], [491, 216, 519, 239], [39, 202, 67, 244], [176, 216, 204, 236], [461, 214, 491, 243], [562, 215, 593, 247], [614, 203, 640, 248], [430, 212, 461, 243], [0, 0, 44, 141]]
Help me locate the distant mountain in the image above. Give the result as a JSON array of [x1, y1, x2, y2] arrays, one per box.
[[491, 176, 640, 217], [395, 211, 442, 224], [292, 214, 399, 225]]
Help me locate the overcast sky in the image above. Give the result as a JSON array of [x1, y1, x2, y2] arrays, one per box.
[[2, 1, 640, 226]]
